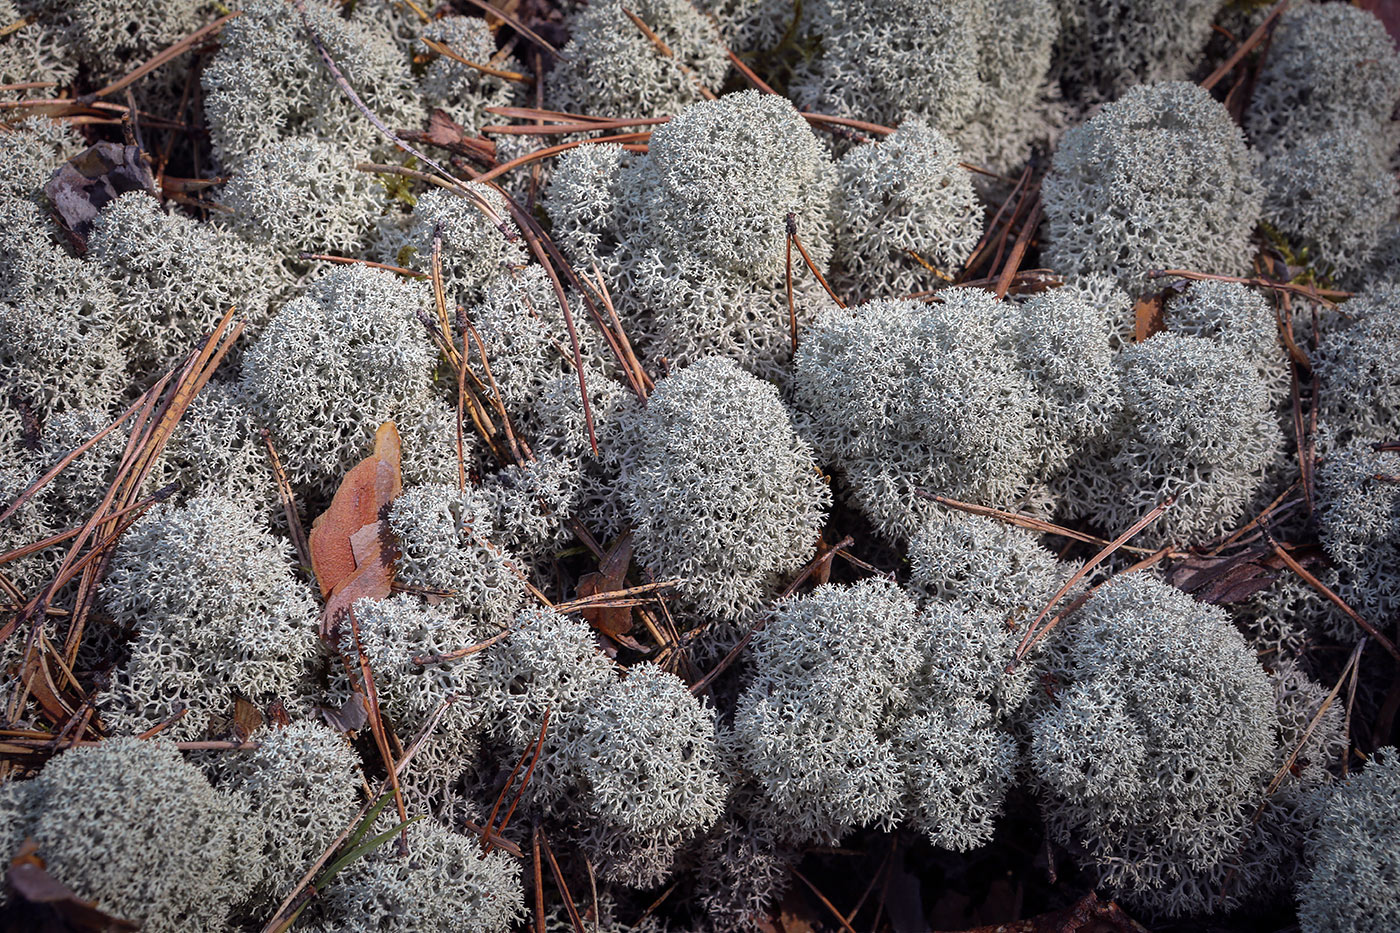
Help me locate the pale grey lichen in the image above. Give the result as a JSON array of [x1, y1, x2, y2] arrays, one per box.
[[1042, 81, 1263, 296], [1315, 440, 1400, 631], [575, 664, 730, 885], [467, 264, 612, 414], [4, 737, 254, 933], [1164, 279, 1286, 391], [343, 593, 491, 812], [241, 264, 436, 492], [1007, 283, 1124, 473], [696, 0, 796, 55], [220, 721, 361, 909], [1312, 284, 1400, 450], [794, 294, 1034, 541], [373, 184, 525, 310], [693, 808, 796, 933], [609, 356, 829, 620], [161, 380, 280, 526], [387, 483, 527, 625], [100, 494, 322, 740], [86, 191, 287, 372], [0, 203, 129, 422], [894, 697, 1017, 851], [221, 136, 385, 256], [1296, 747, 1400, 933], [909, 509, 1070, 622], [548, 0, 728, 119], [1246, 3, 1400, 157], [733, 579, 919, 845], [36, 0, 207, 77], [201, 0, 418, 168], [733, 576, 1021, 850], [793, 289, 1116, 542], [1030, 573, 1279, 917], [579, 664, 728, 837], [831, 122, 983, 301], [0, 115, 83, 204], [908, 510, 1074, 718], [316, 818, 525, 933], [0, 2, 77, 102], [1053, 332, 1284, 546], [545, 92, 839, 380], [1259, 130, 1399, 280], [480, 453, 583, 556], [1052, 0, 1226, 102], [476, 607, 620, 812], [791, 0, 1061, 172]]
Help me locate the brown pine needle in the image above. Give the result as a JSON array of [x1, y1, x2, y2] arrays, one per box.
[[1146, 268, 1348, 306], [471, 132, 652, 185], [483, 116, 671, 135], [1261, 637, 1364, 809], [91, 13, 237, 100], [482, 709, 551, 855], [532, 828, 547, 933], [916, 492, 1156, 555], [726, 48, 778, 95], [621, 7, 716, 100], [1201, 0, 1290, 91], [553, 580, 682, 612], [411, 628, 511, 666], [538, 829, 587, 933], [454, 0, 565, 60], [1011, 496, 1175, 668], [801, 112, 895, 137], [419, 36, 531, 83], [344, 607, 409, 852], [0, 483, 176, 569], [0, 382, 167, 527], [1265, 532, 1400, 662], [787, 214, 845, 309], [259, 430, 311, 571], [786, 233, 798, 352], [994, 196, 1041, 299], [791, 867, 859, 933], [297, 252, 425, 278]]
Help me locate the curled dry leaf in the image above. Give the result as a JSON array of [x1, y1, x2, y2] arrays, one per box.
[[45, 143, 156, 244], [6, 839, 139, 933], [575, 531, 634, 638], [310, 422, 402, 638]]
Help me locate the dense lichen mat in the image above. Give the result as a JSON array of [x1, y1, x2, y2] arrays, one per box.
[[0, 1, 1398, 931]]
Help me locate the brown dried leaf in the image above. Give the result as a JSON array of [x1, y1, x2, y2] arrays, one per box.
[[19, 646, 73, 725], [576, 532, 633, 637], [318, 692, 369, 733], [309, 422, 402, 599], [231, 697, 262, 743], [266, 699, 291, 729], [1132, 292, 1165, 343], [320, 519, 398, 641], [1168, 545, 1328, 605], [44, 143, 155, 243], [426, 109, 470, 148], [7, 840, 138, 932]]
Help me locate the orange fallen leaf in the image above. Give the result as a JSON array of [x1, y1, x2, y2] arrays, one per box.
[[232, 697, 263, 743], [310, 423, 402, 639], [1132, 293, 1165, 343], [576, 532, 634, 638]]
